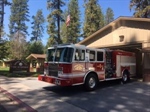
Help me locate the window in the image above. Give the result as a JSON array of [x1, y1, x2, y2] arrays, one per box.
[[119, 35, 124, 42], [75, 49, 85, 61], [47, 49, 55, 61], [47, 47, 74, 62], [89, 51, 95, 61], [97, 51, 103, 61]]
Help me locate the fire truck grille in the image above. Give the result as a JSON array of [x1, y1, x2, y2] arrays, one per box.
[[49, 70, 58, 77], [48, 64, 62, 77]]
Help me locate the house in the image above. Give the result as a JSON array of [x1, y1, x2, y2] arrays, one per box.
[[26, 54, 46, 72], [78, 17, 150, 81]]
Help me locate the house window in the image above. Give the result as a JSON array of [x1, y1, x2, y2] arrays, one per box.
[[119, 35, 124, 42], [32, 60, 37, 68]]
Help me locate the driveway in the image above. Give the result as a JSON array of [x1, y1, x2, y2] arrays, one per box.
[[0, 76, 150, 112]]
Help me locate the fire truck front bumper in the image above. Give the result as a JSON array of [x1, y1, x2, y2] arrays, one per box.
[[38, 75, 72, 86]]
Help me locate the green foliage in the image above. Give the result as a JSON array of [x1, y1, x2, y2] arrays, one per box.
[[47, 0, 65, 44], [60, 11, 68, 43], [46, 25, 57, 48], [9, 0, 30, 35], [0, 0, 11, 38], [9, 31, 28, 60], [83, 0, 104, 38], [0, 67, 9, 71], [66, 0, 81, 44], [46, 18, 57, 47], [8, 0, 29, 60], [105, 7, 114, 25], [28, 41, 44, 54], [0, 39, 10, 60], [130, 0, 150, 18], [0, 27, 5, 38], [0, 70, 39, 77], [46, 36, 55, 48], [31, 9, 45, 41]]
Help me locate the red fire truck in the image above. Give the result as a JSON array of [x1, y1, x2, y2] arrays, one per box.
[[38, 44, 136, 91]]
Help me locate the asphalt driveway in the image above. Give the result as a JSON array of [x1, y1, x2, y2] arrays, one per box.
[[0, 76, 150, 112]]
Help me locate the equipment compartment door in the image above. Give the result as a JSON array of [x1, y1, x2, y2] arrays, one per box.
[[116, 55, 121, 77]]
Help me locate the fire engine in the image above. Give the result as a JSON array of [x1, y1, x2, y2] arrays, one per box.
[[38, 44, 136, 91]]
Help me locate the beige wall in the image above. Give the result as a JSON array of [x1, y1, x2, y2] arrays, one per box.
[[79, 18, 150, 79], [87, 26, 150, 48], [85, 25, 150, 78]]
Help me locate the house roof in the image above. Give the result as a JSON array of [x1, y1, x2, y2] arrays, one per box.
[[26, 54, 46, 60], [78, 16, 150, 45]]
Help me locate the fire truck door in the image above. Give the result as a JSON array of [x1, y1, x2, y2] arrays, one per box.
[[116, 55, 121, 77], [72, 49, 86, 83]]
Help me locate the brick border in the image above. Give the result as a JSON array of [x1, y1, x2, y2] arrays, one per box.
[[0, 87, 37, 112]]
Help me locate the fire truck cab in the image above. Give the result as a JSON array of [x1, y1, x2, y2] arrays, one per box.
[[38, 44, 136, 91]]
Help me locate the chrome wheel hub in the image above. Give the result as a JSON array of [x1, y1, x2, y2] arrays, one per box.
[[89, 77, 96, 88], [123, 74, 127, 81]]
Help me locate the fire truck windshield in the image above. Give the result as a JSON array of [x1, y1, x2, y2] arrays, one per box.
[[47, 47, 74, 62]]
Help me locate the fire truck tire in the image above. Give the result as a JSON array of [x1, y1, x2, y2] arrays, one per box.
[[84, 73, 98, 91], [122, 71, 130, 84]]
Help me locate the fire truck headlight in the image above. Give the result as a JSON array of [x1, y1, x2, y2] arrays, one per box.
[[58, 71, 63, 76]]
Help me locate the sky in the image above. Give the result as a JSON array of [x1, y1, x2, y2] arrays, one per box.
[[4, 0, 134, 45]]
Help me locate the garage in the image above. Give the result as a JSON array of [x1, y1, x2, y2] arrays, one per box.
[[78, 17, 150, 81]]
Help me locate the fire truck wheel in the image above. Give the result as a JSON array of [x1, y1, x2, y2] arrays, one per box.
[[84, 74, 98, 91], [122, 71, 130, 84]]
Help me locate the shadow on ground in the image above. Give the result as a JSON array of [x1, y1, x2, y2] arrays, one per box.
[[1, 76, 150, 112]]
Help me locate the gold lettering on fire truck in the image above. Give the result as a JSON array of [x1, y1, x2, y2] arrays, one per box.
[[97, 64, 102, 68], [74, 64, 84, 71]]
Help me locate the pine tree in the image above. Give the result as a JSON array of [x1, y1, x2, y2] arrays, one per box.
[[46, 18, 57, 47], [9, 31, 27, 59], [31, 9, 45, 42], [0, 0, 11, 38], [9, 0, 29, 35], [83, 0, 104, 38], [47, 0, 65, 44], [0, 40, 9, 60], [66, 0, 80, 44], [130, 0, 150, 18], [61, 0, 80, 44], [29, 41, 44, 54], [60, 10, 67, 44], [8, 0, 29, 59], [105, 7, 114, 25]]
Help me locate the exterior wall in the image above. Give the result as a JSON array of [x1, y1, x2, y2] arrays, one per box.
[[143, 52, 150, 82], [87, 26, 150, 48], [79, 18, 150, 80], [36, 59, 44, 72], [85, 25, 150, 78], [29, 59, 45, 72]]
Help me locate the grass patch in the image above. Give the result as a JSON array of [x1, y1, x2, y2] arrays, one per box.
[[0, 71, 40, 77], [0, 67, 9, 71], [0, 67, 42, 77], [0, 67, 43, 77]]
